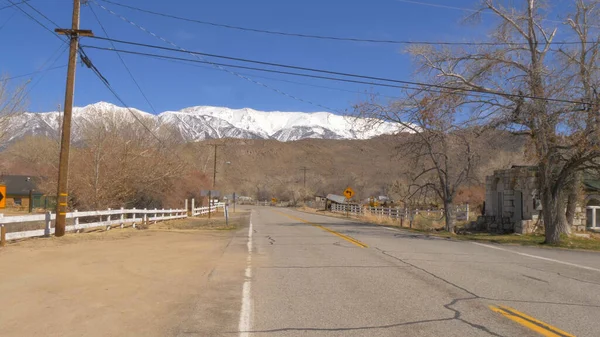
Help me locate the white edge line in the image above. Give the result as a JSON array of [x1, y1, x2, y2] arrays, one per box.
[[239, 211, 253, 337], [472, 242, 600, 273], [384, 227, 397, 231]]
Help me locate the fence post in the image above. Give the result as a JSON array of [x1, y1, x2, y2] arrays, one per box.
[[73, 210, 79, 232], [120, 207, 125, 228], [105, 208, 111, 231], [0, 224, 6, 247], [191, 198, 195, 216], [466, 203, 470, 222], [132, 207, 136, 228], [45, 211, 52, 237], [185, 199, 189, 217], [143, 208, 147, 226], [154, 208, 158, 224]]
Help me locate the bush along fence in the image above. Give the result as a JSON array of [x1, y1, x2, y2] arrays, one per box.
[[0, 199, 226, 245], [330, 204, 471, 224]]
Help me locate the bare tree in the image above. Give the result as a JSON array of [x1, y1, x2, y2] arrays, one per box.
[[0, 77, 28, 146], [558, 0, 600, 229], [356, 93, 480, 232], [405, 0, 600, 244]]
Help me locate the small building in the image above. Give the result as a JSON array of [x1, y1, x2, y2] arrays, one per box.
[[0, 175, 44, 209], [484, 166, 599, 233], [325, 194, 350, 210]]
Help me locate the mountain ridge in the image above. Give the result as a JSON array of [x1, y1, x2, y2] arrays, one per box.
[[6, 102, 406, 143]]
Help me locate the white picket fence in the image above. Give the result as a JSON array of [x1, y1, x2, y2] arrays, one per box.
[[330, 204, 470, 221], [0, 200, 227, 242], [190, 200, 225, 216], [0, 207, 187, 241]]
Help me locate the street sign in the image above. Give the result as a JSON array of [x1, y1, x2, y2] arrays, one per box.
[[0, 185, 5, 209], [343, 187, 355, 199], [201, 190, 220, 197]]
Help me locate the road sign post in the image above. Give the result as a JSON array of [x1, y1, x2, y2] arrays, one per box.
[[343, 187, 355, 218]]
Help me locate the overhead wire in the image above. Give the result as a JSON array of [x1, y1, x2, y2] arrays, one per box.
[[87, 4, 158, 114], [20, 0, 59, 27], [97, 0, 595, 46], [84, 45, 587, 108], [82, 37, 587, 106], [395, 0, 600, 29], [4, 0, 66, 43], [82, 45, 462, 95], [3, 43, 68, 115], [0, 64, 67, 82], [87, 4, 202, 141], [0, 9, 17, 33], [0, 0, 28, 11], [6, 0, 169, 148], [90, 0, 343, 114]]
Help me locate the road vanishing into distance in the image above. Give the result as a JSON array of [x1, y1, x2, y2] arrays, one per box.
[[188, 206, 600, 337]]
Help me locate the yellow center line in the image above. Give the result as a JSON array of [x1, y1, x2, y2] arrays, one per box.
[[273, 210, 368, 248], [489, 305, 575, 337]]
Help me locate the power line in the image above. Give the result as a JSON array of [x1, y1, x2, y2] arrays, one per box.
[[81, 45, 451, 93], [0, 0, 28, 11], [81, 45, 583, 105], [20, 0, 59, 27], [82, 38, 587, 106], [3, 43, 68, 116], [80, 51, 168, 145], [91, 0, 342, 114], [0, 9, 17, 33], [87, 4, 158, 114], [4, 0, 66, 43], [84, 44, 587, 108], [0, 64, 67, 82], [97, 0, 592, 46], [87, 4, 200, 140], [161, 58, 400, 99], [395, 0, 600, 29]]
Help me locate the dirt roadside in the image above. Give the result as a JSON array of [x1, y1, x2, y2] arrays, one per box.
[[0, 215, 250, 337]]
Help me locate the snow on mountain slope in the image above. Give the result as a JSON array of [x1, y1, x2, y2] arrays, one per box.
[[6, 102, 406, 143]]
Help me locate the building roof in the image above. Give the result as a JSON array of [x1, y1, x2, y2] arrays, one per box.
[[326, 194, 348, 204], [0, 175, 43, 196]]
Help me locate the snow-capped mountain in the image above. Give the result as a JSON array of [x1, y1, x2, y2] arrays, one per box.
[[5, 102, 405, 143]]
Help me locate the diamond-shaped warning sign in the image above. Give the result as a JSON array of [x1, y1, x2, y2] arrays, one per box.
[[0, 185, 5, 209]]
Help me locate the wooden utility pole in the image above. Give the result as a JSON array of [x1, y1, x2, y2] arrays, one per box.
[[54, 1, 93, 236], [299, 166, 309, 188], [208, 144, 223, 219]]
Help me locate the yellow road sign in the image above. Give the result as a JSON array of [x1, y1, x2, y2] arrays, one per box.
[[0, 185, 5, 209], [271, 198, 277, 203], [343, 187, 355, 199]]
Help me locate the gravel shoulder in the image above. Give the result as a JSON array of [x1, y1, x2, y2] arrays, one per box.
[[0, 216, 250, 337]]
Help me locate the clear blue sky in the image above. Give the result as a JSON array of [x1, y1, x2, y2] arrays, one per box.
[[0, 0, 567, 114]]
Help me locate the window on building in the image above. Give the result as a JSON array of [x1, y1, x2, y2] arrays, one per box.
[[13, 198, 22, 206]]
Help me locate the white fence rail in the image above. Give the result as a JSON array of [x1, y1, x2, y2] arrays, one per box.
[[0, 207, 187, 241], [0, 199, 230, 243], [191, 201, 225, 216], [330, 204, 470, 221]]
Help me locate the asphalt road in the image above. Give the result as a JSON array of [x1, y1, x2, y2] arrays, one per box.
[[217, 207, 600, 337]]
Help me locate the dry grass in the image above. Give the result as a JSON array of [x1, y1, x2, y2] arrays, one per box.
[[298, 207, 600, 252], [148, 211, 250, 231], [405, 230, 600, 251]]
